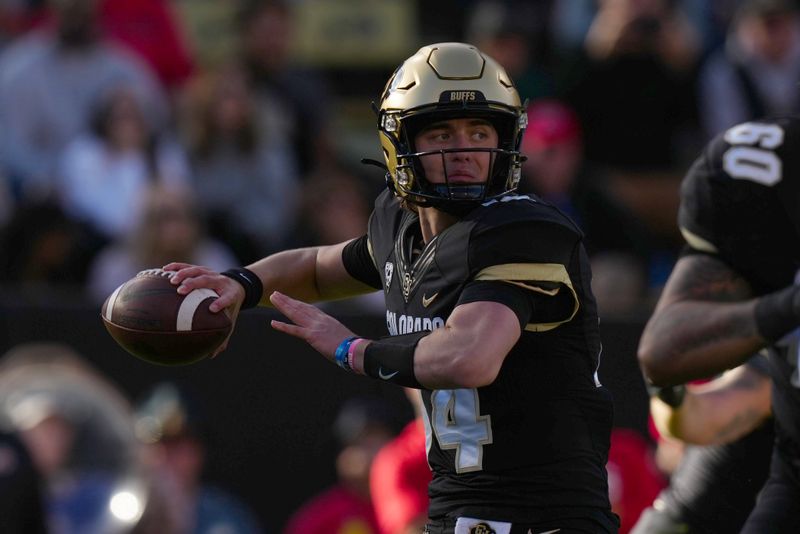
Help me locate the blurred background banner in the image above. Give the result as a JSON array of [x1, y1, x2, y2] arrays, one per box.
[[291, 0, 418, 67]]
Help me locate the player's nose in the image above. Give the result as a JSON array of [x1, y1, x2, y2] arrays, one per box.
[[448, 133, 473, 158]]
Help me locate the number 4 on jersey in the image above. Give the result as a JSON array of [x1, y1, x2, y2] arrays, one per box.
[[423, 389, 493, 474]]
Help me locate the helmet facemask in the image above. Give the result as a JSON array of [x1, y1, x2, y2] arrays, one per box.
[[376, 43, 526, 214], [385, 107, 524, 215]]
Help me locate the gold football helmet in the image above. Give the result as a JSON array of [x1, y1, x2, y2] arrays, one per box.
[[377, 42, 526, 211]]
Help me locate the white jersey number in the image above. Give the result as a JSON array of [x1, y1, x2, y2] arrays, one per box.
[[722, 122, 785, 186], [422, 388, 492, 473]]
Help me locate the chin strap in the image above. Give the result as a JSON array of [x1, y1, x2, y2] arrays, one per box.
[[432, 183, 486, 200]]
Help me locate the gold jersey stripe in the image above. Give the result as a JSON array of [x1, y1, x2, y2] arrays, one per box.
[[680, 227, 719, 253], [475, 263, 579, 332]]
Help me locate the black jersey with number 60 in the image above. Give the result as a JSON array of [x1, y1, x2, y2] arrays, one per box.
[[364, 189, 614, 525], [679, 117, 800, 462]]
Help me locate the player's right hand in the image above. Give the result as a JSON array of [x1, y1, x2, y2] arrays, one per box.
[[163, 262, 245, 314], [164, 262, 246, 357]]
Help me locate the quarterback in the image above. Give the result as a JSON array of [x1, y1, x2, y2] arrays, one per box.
[[169, 43, 618, 533]]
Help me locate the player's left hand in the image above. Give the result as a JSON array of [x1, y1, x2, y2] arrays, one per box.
[[269, 291, 355, 361]]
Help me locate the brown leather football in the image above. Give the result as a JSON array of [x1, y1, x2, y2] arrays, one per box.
[[101, 269, 232, 365]]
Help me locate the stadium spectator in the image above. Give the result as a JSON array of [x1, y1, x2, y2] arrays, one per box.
[[0, 342, 146, 533], [633, 357, 773, 533], [98, 0, 194, 93], [563, 0, 701, 172], [12, 0, 195, 91], [556, 0, 700, 290], [0, 201, 96, 292], [86, 183, 237, 303], [464, 0, 555, 102], [133, 381, 263, 534], [182, 63, 300, 261], [56, 84, 189, 242], [295, 163, 373, 248], [283, 396, 397, 534], [0, 0, 169, 202], [167, 42, 619, 533], [637, 114, 800, 532], [549, 0, 725, 59], [698, 0, 800, 139], [237, 0, 334, 177]]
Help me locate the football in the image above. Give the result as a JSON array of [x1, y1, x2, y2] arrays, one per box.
[[101, 269, 232, 365]]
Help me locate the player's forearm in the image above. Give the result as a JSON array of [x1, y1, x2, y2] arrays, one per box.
[[413, 325, 499, 389], [247, 242, 369, 305], [247, 247, 324, 305], [413, 303, 518, 389], [638, 300, 763, 386], [353, 327, 502, 390], [352, 302, 518, 390]]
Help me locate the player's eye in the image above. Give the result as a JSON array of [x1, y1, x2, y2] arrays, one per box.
[[425, 130, 450, 143], [470, 129, 494, 143]]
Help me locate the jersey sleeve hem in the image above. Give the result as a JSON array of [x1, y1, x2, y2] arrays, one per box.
[[475, 263, 579, 332]]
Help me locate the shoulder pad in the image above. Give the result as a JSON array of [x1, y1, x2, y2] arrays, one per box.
[[469, 194, 583, 238], [434, 196, 584, 278]]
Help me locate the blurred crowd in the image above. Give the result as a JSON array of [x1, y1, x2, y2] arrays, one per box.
[[0, 0, 798, 318], [0, 342, 265, 533], [2, 0, 800, 532]]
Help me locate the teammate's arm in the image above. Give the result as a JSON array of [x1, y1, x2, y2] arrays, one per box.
[[650, 364, 772, 446], [638, 253, 766, 386]]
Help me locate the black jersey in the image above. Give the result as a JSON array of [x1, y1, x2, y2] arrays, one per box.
[[350, 189, 615, 525], [679, 117, 800, 482]]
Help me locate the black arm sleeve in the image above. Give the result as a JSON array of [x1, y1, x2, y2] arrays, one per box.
[[341, 235, 382, 289], [457, 280, 575, 330]]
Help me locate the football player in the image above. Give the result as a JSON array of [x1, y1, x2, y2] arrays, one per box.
[[168, 43, 618, 533], [638, 117, 800, 532]]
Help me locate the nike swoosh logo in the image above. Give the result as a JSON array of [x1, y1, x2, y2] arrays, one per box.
[[422, 292, 439, 307], [378, 368, 399, 380], [529, 530, 560, 534]]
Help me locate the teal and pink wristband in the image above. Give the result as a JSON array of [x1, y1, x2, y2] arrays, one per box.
[[335, 336, 366, 373]]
